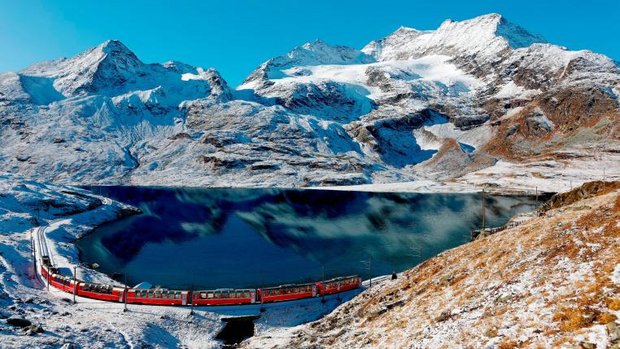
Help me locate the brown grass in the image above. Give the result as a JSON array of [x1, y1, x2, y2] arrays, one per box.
[[607, 298, 620, 311], [596, 312, 617, 325], [553, 307, 592, 332], [498, 340, 519, 349]]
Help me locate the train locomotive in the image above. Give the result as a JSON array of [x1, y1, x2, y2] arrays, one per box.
[[39, 255, 362, 307]]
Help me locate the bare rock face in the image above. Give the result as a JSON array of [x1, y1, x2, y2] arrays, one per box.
[[0, 14, 618, 187], [482, 85, 619, 160], [414, 138, 474, 178]]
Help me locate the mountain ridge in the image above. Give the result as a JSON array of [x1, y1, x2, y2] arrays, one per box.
[[0, 13, 618, 188]]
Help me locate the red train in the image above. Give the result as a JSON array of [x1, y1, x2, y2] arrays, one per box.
[[39, 256, 361, 307]]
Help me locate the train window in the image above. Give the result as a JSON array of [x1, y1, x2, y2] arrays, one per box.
[[243, 292, 249, 298], [236, 291, 243, 298]]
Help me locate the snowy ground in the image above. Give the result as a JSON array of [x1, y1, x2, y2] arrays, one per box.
[[318, 151, 620, 195]]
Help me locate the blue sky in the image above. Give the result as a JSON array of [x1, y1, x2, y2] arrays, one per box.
[[1, 0, 618, 86]]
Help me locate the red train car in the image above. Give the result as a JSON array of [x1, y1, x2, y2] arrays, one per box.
[[126, 288, 188, 306], [40, 264, 52, 282], [258, 283, 316, 303], [317, 275, 361, 296], [76, 282, 125, 302], [192, 289, 256, 306], [49, 273, 77, 293]]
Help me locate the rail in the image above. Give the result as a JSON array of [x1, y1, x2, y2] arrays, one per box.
[[471, 220, 523, 240]]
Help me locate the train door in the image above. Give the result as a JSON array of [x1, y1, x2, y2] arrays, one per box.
[[182, 292, 187, 305], [250, 290, 256, 304], [312, 285, 317, 297]]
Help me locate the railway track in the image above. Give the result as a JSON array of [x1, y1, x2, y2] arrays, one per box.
[[36, 225, 54, 265]]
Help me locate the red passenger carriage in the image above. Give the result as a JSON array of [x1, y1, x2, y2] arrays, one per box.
[[192, 289, 256, 306], [258, 283, 316, 303], [76, 282, 125, 302], [126, 288, 189, 306], [317, 275, 361, 296]]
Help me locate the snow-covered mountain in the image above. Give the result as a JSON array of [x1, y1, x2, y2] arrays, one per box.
[[1, 14, 618, 187]]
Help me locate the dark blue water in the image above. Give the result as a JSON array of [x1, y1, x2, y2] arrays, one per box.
[[77, 187, 540, 289]]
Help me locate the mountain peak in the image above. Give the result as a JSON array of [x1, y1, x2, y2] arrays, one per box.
[[19, 39, 145, 96], [89, 39, 142, 66], [301, 39, 328, 50], [363, 13, 545, 61], [97, 39, 132, 54], [395, 26, 421, 33], [240, 39, 374, 87]]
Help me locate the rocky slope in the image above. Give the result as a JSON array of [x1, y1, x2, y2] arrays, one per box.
[[0, 14, 618, 187], [245, 181, 620, 348]]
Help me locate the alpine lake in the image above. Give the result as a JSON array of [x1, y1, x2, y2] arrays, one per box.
[[76, 186, 544, 289]]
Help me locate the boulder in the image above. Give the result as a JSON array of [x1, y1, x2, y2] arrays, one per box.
[[6, 316, 31, 328]]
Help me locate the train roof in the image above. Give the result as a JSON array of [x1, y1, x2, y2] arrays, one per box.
[[195, 288, 255, 292], [322, 275, 360, 282], [261, 282, 316, 290], [129, 287, 187, 292]]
